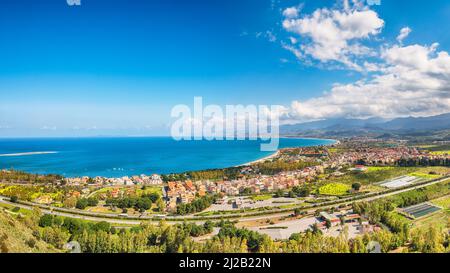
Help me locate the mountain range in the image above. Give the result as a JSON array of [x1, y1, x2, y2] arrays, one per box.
[[280, 113, 450, 140]]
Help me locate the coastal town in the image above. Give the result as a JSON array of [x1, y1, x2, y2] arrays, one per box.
[[1, 138, 450, 253], [7, 138, 445, 214]]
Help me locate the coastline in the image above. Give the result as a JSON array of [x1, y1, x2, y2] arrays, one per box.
[[238, 137, 338, 167], [0, 137, 338, 177], [239, 150, 280, 166]]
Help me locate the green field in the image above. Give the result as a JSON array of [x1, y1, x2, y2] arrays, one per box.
[[431, 195, 450, 209], [412, 210, 450, 231], [136, 186, 163, 196], [367, 166, 395, 172], [321, 166, 449, 188], [318, 183, 351, 196], [408, 195, 450, 231], [0, 184, 64, 202], [409, 172, 441, 179], [430, 151, 450, 155], [419, 144, 450, 155], [90, 185, 162, 199]]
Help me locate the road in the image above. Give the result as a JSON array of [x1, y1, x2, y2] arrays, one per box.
[[0, 176, 448, 226]]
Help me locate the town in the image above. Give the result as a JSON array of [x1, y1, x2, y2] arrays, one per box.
[[17, 138, 447, 214]]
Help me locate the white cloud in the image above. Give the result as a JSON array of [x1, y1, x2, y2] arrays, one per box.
[[282, 43, 304, 59], [283, 6, 300, 18], [282, 3, 384, 71], [285, 43, 450, 122], [289, 36, 298, 44], [276, 2, 450, 122], [396, 27, 412, 44]]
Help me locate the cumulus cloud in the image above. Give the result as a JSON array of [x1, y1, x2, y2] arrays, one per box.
[[285, 43, 450, 122], [281, 2, 384, 71], [276, 2, 450, 122], [397, 27, 412, 44]]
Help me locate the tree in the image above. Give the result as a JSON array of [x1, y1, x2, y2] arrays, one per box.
[[53, 216, 63, 226], [156, 199, 165, 212], [40, 226, 70, 249], [292, 186, 310, 197], [39, 214, 54, 227], [9, 196, 18, 203], [92, 221, 111, 233], [76, 198, 89, 210], [274, 189, 284, 198], [63, 197, 77, 208], [310, 223, 322, 235], [352, 183, 362, 191], [87, 197, 99, 207], [203, 221, 214, 233], [146, 192, 160, 203], [135, 198, 152, 211]]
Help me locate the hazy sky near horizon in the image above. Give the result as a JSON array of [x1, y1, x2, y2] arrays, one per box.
[[1, 0, 450, 137]]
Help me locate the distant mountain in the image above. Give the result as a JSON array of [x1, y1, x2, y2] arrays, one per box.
[[280, 113, 450, 139], [281, 117, 386, 134], [380, 113, 450, 130]]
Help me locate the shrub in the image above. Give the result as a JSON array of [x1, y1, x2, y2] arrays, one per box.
[[352, 182, 362, 191], [26, 238, 36, 248], [76, 198, 89, 210], [39, 214, 54, 227]]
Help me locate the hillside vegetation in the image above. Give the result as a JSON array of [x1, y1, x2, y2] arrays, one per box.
[[0, 208, 58, 253]]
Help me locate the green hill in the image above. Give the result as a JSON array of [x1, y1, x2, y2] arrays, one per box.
[[0, 208, 59, 253]]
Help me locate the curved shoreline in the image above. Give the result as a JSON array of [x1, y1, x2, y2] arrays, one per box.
[[0, 138, 338, 177], [238, 137, 338, 167]]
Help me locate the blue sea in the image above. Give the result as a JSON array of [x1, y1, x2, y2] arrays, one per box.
[[0, 137, 335, 177]]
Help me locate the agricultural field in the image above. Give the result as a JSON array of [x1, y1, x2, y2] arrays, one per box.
[[419, 144, 450, 152], [411, 210, 450, 231], [367, 166, 395, 172], [401, 203, 441, 219], [431, 195, 450, 210], [406, 195, 450, 231], [320, 167, 418, 186], [321, 166, 448, 188], [318, 183, 351, 196], [88, 185, 162, 200], [417, 144, 450, 155], [0, 184, 64, 203], [409, 172, 441, 179]]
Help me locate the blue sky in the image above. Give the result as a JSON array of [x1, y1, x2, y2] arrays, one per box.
[[1, 0, 450, 136]]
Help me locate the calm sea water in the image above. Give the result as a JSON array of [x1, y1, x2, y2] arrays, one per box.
[[0, 137, 334, 177]]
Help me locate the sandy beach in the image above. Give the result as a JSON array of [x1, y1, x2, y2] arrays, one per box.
[[239, 150, 280, 166]]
